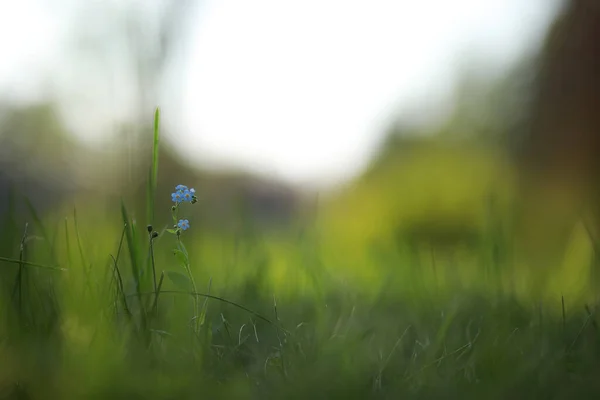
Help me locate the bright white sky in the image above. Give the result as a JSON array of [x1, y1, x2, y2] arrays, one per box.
[[0, 0, 560, 188]]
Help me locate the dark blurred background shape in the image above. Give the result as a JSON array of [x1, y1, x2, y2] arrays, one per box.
[[511, 0, 600, 275]]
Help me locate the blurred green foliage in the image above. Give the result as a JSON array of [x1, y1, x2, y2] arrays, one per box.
[[1, 79, 599, 398], [1, 3, 600, 396]]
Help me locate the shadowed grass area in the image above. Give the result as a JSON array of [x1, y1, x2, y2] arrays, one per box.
[[1, 110, 600, 399]]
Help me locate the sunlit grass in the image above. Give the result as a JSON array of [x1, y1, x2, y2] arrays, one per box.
[[1, 111, 600, 398]]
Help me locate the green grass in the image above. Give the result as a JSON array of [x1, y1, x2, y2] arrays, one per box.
[[2, 113, 600, 399]]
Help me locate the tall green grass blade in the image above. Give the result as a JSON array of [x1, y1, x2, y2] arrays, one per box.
[[109, 224, 130, 320], [0, 184, 17, 259], [110, 254, 131, 320], [49, 220, 61, 265], [147, 107, 161, 226], [151, 270, 165, 313], [24, 197, 56, 263], [74, 207, 95, 296], [64, 218, 72, 270], [145, 233, 159, 313], [114, 223, 127, 267], [131, 218, 145, 282], [12, 223, 28, 312], [121, 202, 140, 290], [73, 208, 88, 269], [121, 200, 148, 333]]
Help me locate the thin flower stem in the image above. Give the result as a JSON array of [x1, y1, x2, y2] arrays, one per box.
[[178, 235, 199, 332], [170, 186, 200, 332]]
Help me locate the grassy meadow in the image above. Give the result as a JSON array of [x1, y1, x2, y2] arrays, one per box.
[[1, 109, 600, 399]]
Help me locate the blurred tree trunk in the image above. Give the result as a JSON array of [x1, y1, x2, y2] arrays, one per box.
[[516, 0, 600, 277]]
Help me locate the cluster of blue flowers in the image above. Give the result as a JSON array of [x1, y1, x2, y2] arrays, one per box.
[[171, 184, 197, 232], [171, 184, 196, 204]]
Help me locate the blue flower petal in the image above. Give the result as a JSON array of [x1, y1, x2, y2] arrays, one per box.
[[182, 190, 193, 202], [171, 192, 182, 203], [177, 219, 190, 231]]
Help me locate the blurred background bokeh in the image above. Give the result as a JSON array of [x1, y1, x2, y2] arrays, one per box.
[[1, 0, 595, 309], [10, 1, 600, 397]]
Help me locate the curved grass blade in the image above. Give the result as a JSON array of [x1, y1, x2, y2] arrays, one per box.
[[125, 290, 290, 334], [73, 208, 88, 269], [23, 197, 56, 264], [0, 256, 65, 271]]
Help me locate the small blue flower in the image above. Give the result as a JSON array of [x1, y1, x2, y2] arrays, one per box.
[[176, 184, 188, 192], [189, 188, 196, 195], [178, 219, 190, 231], [171, 192, 183, 203], [182, 189, 193, 202]]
